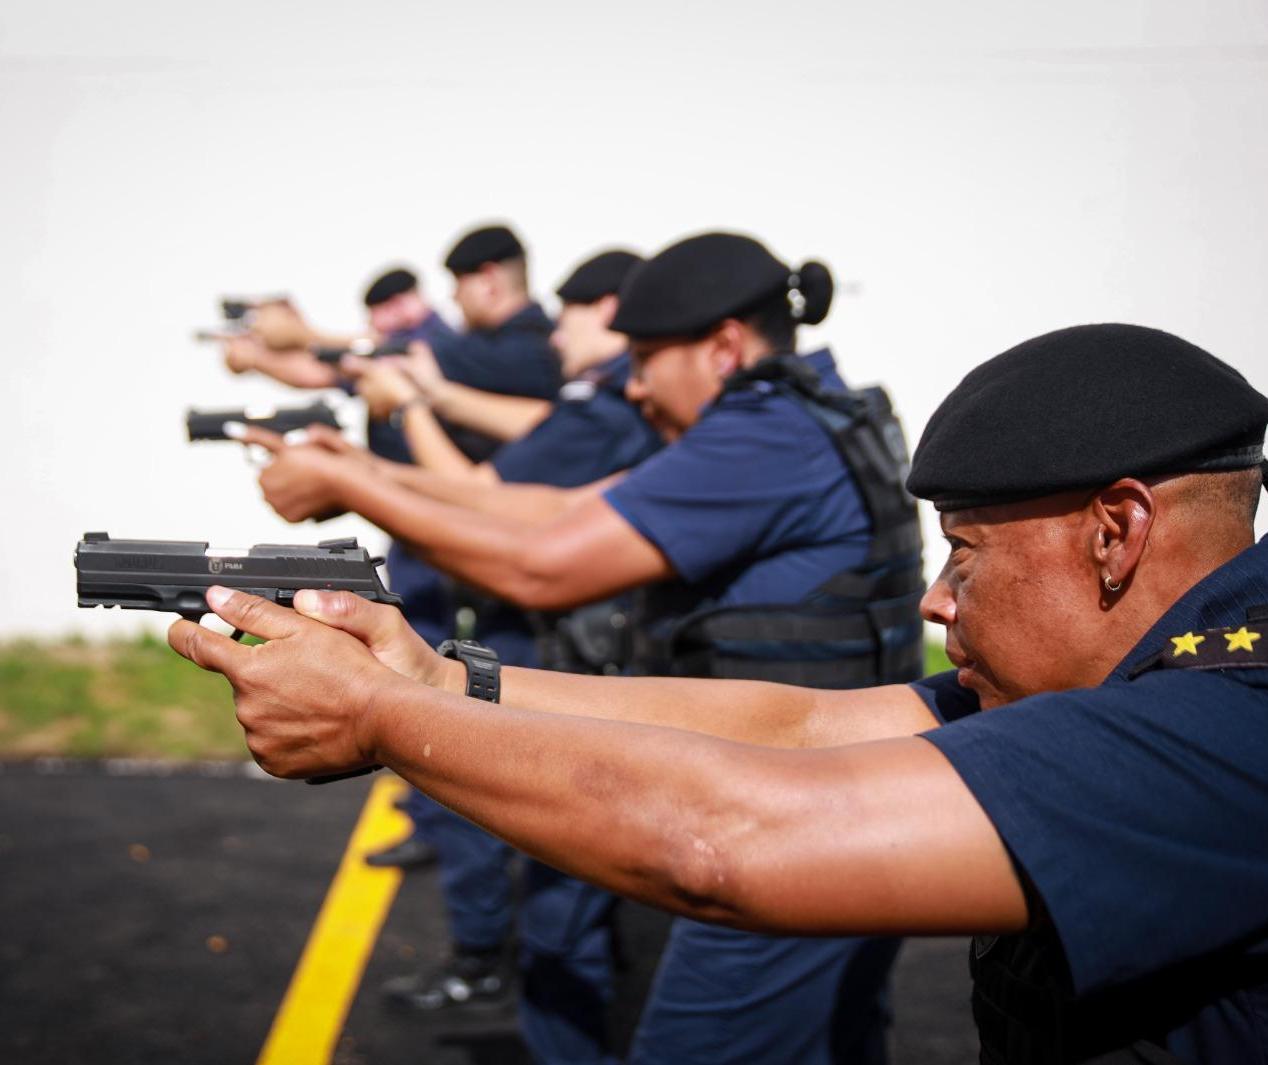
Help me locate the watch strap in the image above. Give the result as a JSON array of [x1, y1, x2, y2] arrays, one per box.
[[437, 639, 501, 703]]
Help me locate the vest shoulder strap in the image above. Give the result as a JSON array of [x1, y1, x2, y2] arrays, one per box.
[[725, 354, 921, 565]]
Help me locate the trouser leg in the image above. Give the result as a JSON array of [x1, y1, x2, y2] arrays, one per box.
[[401, 788, 445, 840], [517, 861, 619, 1065], [628, 918, 900, 1065], [429, 805, 515, 950]]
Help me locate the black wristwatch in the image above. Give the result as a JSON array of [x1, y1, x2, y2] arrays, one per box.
[[437, 639, 501, 703]]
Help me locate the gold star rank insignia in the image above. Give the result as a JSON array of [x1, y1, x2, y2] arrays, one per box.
[[1170, 632, 1205, 657], [1224, 627, 1262, 653]]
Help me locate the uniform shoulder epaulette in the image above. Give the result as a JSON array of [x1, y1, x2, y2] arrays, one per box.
[[1128, 608, 1268, 678]]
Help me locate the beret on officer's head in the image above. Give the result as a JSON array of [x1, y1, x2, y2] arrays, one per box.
[[907, 323, 1268, 511], [444, 224, 525, 276], [556, 250, 644, 305], [363, 267, 418, 307], [611, 232, 834, 340]]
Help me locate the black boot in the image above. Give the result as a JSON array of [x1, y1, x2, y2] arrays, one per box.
[[364, 835, 438, 870], [381, 945, 513, 1013]]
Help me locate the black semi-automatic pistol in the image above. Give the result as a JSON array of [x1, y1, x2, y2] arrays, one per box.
[[75, 532, 400, 620], [75, 532, 401, 785], [185, 400, 342, 442], [193, 294, 290, 342]]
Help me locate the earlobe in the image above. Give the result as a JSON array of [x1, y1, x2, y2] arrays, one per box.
[[1091, 479, 1155, 597]]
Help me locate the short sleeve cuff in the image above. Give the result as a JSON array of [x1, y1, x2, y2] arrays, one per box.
[[602, 486, 703, 580]]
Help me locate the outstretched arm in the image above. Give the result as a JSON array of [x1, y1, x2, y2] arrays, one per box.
[[168, 589, 1025, 937], [405, 341, 552, 442], [223, 336, 341, 390], [348, 360, 495, 481], [243, 429, 608, 526], [426, 380, 552, 443], [258, 449, 664, 609], [298, 587, 941, 748], [379, 461, 617, 523]]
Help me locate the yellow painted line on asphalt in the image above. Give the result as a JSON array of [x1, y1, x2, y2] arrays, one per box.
[[257, 775, 409, 1065]]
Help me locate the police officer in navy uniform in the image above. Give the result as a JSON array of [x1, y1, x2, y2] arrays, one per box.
[[242, 247, 659, 1024], [350, 225, 566, 1003], [901, 325, 1268, 1065], [598, 235, 921, 1065], [352, 234, 563, 880], [178, 321, 1268, 1065], [247, 232, 924, 1063]]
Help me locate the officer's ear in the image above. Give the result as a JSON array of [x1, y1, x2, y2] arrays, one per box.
[[594, 293, 620, 330], [1089, 479, 1155, 598], [705, 320, 746, 379]]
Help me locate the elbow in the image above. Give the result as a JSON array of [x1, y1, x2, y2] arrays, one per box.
[[501, 573, 574, 612], [500, 544, 583, 611], [652, 789, 771, 928], [653, 755, 833, 932], [660, 837, 747, 924]]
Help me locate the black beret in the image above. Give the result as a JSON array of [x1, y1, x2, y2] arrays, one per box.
[[443, 224, 525, 276], [907, 324, 1268, 511], [556, 250, 643, 305], [612, 232, 794, 339], [363, 267, 418, 307]]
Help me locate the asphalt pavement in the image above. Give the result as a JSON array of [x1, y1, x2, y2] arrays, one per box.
[[0, 761, 978, 1064]]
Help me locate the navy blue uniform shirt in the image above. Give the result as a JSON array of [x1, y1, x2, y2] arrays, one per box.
[[913, 534, 1268, 1064], [370, 306, 559, 644], [368, 303, 561, 465], [431, 302, 561, 399], [492, 353, 661, 487], [602, 349, 872, 609]]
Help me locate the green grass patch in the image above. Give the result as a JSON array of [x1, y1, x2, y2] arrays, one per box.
[[0, 635, 247, 761], [924, 641, 953, 676], [0, 635, 958, 761]]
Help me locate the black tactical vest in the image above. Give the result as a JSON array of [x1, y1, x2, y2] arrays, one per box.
[[972, 605, 1268, 1065], [971, 923, 1185, 1065], [633, 353, 926, 689]]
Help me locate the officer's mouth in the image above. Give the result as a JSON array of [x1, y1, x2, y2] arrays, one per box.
[[945, 645, 980, 690]]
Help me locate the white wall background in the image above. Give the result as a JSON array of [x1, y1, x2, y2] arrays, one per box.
[[2, 0, 1266, 637]]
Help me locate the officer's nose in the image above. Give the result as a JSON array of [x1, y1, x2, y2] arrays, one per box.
[[920, 568, 956, 628]]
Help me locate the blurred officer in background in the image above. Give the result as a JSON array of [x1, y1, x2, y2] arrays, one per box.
[[249, 232, 925, 1064]]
